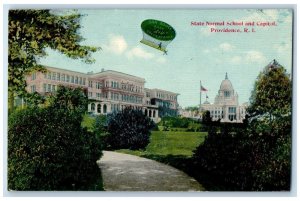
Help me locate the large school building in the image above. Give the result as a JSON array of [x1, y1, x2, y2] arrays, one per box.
[[25, 66, 179, 122]]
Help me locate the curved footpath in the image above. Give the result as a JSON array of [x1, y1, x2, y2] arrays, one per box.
[[97, 151, 205, 191]]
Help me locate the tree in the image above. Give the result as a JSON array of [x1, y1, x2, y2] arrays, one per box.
[[192, 60, 292, 190], [248, 59, 292, 126], [48, 85, 88, 113], [105, 108, 155, 150], [8, 86, 103, 190], [8, 9, 99, 111]]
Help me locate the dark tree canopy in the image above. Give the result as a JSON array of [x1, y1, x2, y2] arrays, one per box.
[[8, 9, 99, 109], [248, 60, 292, 119]]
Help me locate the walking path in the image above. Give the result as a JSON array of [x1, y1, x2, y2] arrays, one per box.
[[97, 151, 205, 191]]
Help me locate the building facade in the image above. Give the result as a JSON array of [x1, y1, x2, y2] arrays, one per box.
[[25, 66, 179, 122], [200, 73, 247, 123]]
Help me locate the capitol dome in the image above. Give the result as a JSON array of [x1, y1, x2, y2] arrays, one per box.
[[219, 73, 234, 91]]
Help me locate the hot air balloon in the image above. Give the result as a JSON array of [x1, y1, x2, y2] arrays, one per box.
[[140, 19, 176, 54]]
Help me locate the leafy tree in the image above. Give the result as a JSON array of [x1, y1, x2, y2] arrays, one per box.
[[248, 60, 292, 126], [105, 108, 155, 150], [192, 60, 292, 190], [8, 86, 103, 190], [8, 9, 99, 111], [48, 85, 88, 113]]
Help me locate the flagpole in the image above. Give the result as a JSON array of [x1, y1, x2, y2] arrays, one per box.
[[200, 80, 202, 111]]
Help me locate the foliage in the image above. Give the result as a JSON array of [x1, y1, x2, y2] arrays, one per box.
[[185, 106, 199, 111], [248, 63, 291, 121], [158, 116, 201, 131], [192, 61, 292, 191], [93, 114, 108, 135], [8, 9, 99, 110], [81, 114, 96, 132], [158, 105, 178, 117], [48, 85, 88, 113], [8, 86, 103, 190], [105, 108, 155, 150]]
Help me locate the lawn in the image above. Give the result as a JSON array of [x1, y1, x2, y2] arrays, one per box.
[[117, 131, 207, 157]]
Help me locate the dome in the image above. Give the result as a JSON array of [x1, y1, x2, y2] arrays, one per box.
[[219, 73, 234, 91]]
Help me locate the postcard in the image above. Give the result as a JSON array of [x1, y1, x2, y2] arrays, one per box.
[[7, 8, 293, 192]]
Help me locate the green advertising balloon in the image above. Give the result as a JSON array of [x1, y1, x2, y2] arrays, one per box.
[[140, 19, 176, 53]]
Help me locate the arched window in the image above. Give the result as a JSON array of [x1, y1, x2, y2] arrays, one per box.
[[91, 103, 95, 111], [153, 110, 156, 118], [224, 91, 230, 97], [103, 104, 107, 114], [97, 104, 101, 113], [149, 110, 152, 117], [145, 109, 148, 116]]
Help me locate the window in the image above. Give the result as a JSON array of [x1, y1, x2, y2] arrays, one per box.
[[52, 72, 56, 80], [89, 81, 93, 88], [83, 78, 86, 85], [96, 93, 101, 98], [44, 73, 47, 79], [47, 72, 51, 79], [52, 85, 56, 91], [224, 91, 230, 97], [31, 72, 36, 80], [66, 75, 70, 82], [103, 104, 107, 113], [88, 92, 92, 97], [75, 76, 78, 84], [111, 81, 113, 88], [61, 74, 65, 82], [48, 84, 51, 92], [57, 73, 60, 81], [229, 107, 236, 113], [43, 84, 47, 92], [96, 82, 102, 89], [97, 104, 101, 113], [30, 85, 36, 93], [91, 103, 95, 111], [71, 76, 74, 83], [79, 77, 82, 85]]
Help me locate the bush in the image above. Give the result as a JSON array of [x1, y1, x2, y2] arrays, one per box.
[[105, 108, 155, 150], [8, 86, 103, 190], [192, 118, 291, 191]]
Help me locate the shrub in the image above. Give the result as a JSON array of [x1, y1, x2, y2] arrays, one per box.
[[105, 108, 155, 150], [8, 86, 103, 190]]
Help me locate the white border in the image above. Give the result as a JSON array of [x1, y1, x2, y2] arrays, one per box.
[[1, 1, 299, 200]]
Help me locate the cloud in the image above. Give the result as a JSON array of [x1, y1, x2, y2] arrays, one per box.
[[245, 50, 267, 63], [273, 42, 291, 54], [156, 57, 167, 64], [230, 56, 242, 64], [241, 9, 279, 23], [105, 34, 128, 54], [219, 43, 235, 52], [126, 47, 154, 60]]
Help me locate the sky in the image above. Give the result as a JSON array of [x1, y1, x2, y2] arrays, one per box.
[[39, 9, 293, 108]]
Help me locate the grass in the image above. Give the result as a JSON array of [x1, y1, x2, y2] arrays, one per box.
[[81, 114, 96, 132], [117, 131, 207, 157], [115, 130, 225, 190]]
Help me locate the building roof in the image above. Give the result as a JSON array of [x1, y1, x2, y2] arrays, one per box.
[[150, 88, 180, 95], [91, 69, 145, 82], [219, 73, 234, 91]]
